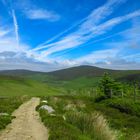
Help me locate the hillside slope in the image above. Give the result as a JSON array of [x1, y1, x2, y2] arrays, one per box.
[[0, 69, 43, 76], [47, 65, 140, 81], [0, 75, 62, 96], [0, 65, 140, 82]]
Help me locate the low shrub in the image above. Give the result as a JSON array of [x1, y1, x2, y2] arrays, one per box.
[[107, 99, 140, 117]]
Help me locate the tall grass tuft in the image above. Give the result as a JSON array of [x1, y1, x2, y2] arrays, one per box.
[[91, 112, 117, 140], [66, 111, 117, 140]]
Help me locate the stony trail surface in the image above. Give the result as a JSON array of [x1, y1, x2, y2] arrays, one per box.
[[0, 97, 48, 140]]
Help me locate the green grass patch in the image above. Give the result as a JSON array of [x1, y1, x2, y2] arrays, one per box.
[[63, 77, 101, 90], [0, 96, 29, 130], [37, 96, 118, 140], [38, 95, 140, 140], [0, 75, 64, 96], [92, 97, 140, 139]]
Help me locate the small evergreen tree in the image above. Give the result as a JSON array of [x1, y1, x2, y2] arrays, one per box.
[[99, 73, 122, 98]]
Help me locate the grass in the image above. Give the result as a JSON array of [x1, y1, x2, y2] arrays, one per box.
[[106, 98, 140, 117], [63, 77, 101, 90], [0, 75, 64, 130], [0, 67, 140, 139], [37, 95, 140, 140], [0, 73, 140, 140], [0, 75, 64, 96], [39, 110, 84, 140], [92, 97, 140, 139], [0, 96, 29, 130], [66, 111, 117, 140], [37, 96, 118, 140]]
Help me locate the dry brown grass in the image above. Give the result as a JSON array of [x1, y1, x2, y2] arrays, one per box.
[[91, 112, 117, 140], [66, 111, 118, 140]]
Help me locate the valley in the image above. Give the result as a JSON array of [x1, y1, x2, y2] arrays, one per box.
[[0, 66, 140, 140]]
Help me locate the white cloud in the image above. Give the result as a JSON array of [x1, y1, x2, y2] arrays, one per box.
[[0, 22, 29, 53], [32, 9, 140, 57], [34, 0, 123, 51], [0, 0, 27, 53], [1, 52, 139, 71], [24, 9, 60, 21], [35, 0, 122, 49], [0, 51, 76, 71], [0, 27, 10, 37], [76, 48, 120, 64], [13, 0, 60, 21], [0, 48, 139, 71], [94, 60, 140, 70], [0, 0, 140, 71], [32, 0, 140, 58], [79, 0, 126, 31], [36, 19, 86, 48]]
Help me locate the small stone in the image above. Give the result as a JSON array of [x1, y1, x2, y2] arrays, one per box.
[[39, 105, 54, 113]]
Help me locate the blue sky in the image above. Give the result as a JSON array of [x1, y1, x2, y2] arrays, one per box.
[[0, 0, 140, 71]]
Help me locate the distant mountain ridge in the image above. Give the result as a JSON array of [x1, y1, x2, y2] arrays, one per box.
[[0, 65, 140, 81], [47, 66, 112, 80], [0, 69, 43, 76], [47, 65, 140, 80]]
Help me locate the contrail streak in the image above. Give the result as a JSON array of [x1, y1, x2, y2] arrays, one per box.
[[12, 9, 20, 49], [32, 18, 87, 51]]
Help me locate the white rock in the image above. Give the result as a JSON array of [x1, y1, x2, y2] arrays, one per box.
[[39, 105, 54, 114]]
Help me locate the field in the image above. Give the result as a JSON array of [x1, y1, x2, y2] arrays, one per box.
[[0, 75, 63, 96], [37, 95, 140, 140], [0, 66, 140, 139]]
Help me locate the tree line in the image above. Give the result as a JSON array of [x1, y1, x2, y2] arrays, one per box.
[[98, 73, 140, 101]]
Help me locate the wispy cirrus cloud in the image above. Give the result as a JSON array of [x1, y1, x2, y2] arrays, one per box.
[[0, 0, 140, 71], [23, 9, 60, 21], [35, 0, 120, 49], [39, 0, 126, 48], [13, 0, 60, 21], [0, 27, 10, 37], [33, 0, 140, 59], [73, 38, 140, 70], [0, 26, 28, 52], [34, 0, 124, 52], [76, 48, 120, 64], [33, 9, 140, 59], [0, 9, 28, 53]]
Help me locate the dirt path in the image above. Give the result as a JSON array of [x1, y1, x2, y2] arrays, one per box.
[[0, 97, 48, 140]]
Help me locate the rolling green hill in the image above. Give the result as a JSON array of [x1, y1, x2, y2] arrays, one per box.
[[0, 69, 56, 84], [0, 75, 63, 96], [0, 66, 140, 139], [0, 65, 140, 92], [0, 69, 40, 76], [1, 66, 140, 81]]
